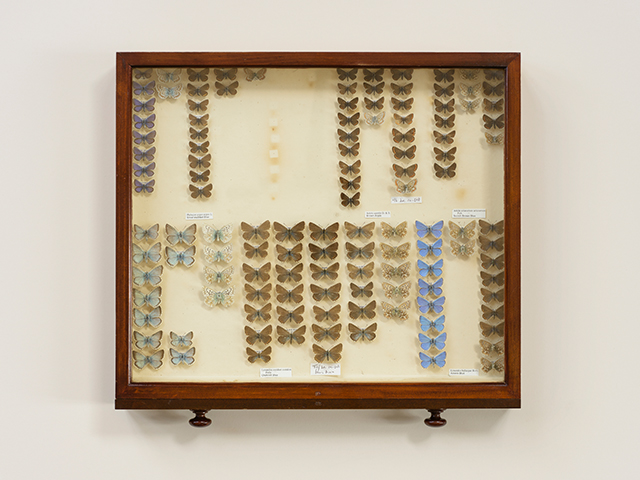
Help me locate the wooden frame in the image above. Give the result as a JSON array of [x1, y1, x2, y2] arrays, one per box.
[[115, 52, 520, 426]]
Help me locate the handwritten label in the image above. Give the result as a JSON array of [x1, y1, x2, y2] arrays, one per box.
[[391, 196, 422, 204], [185, 212, 213, 220], [449, 369, 479, 377], [260, 367, 292, 378], [310, 363, 341, 376], [365, 211, 391, 218], [451, 209, 486, 219]]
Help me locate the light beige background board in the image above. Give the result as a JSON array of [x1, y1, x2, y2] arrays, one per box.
[[2, 0, 639, 479]]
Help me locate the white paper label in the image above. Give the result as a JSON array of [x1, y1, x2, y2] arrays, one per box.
[[310, 363, 341, 376], [451, 209, 486, 219], [448, 368, 479, 377], [260, 367, 292, 378], [365, 211, 391, 218], [391, 196, 422, 204], [185, 212, 213, 220]]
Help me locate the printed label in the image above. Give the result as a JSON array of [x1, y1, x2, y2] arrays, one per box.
[[451, 209, 486, 219], [391, 196, 422, 204], [365, 211, 391, 218], [310, 364, 341, 376], [448, 368, 479, 377], [185, 212, 214, 220], [260, 367, 292, 378]]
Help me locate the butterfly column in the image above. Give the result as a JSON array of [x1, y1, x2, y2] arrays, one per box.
[[482, 69, 506, 146], [432, 70, 457, 180], [132, 71, 157, 195], [336, 68, 361, 208], [389, 69, 417, 195], [186, 69, 213, 199]]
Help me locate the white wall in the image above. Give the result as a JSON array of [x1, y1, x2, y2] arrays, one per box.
[[2, 0, 639, 478]]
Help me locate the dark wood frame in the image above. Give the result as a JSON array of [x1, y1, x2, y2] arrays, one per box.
[[116, 52, 521, 424]]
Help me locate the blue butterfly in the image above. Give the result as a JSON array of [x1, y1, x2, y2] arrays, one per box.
[[419, 332, 447, 350], [134, 179, 155, 193], [133, 224, 159, 241], [418, 278, 443, 296], [419, 351, 446, 368], [165, 246, 196, 267], [133, 307, 162, 328], [415, 220, 443, 238], [417, 238, 442, 257], [132, 350, 164, 369], [165, 224, 197, 246], [133, 286, 162, 308], [170, 331, 193, 347], [132, 242, 162, 264], [133, 114, 156, 129], [417, 258, 443, 277], [133, 331, 163, 349], [133, 98, 156, 112], [170, 347, 196, 366], [133, 130, 156, 145], [419, 315, 445, 332], [133, 147, 156, 162], [133, 162, 155, 178], [133, 81, 155, 96], [417, 295, 445, 314], [132, 265, 163, 287]]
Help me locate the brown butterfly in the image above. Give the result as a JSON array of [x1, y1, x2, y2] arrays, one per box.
[[244, 68, 266, 81], [391, 68, 413, 80], [481, 357, 505, 373], [451, 240, 474, 257], [479, 339, 505, 356], [337, 128, 360, 144], [273, 221, 305, 243], [481, 253, 505, 271], [133, 68, 152, 79], [309, 222, 339, 242], [483, 98, 504, 112], [246, 346, 271, 363], [481, 287, 505, 304], [392, 128, 416, 143], [478, 235, 505, 252], [433, 130, 456, 144], [310, 283, 341, 302], [312, 324, 342, 342], [313, 304, 341, 322], [337, 68, 357, 81], [363, 68, 384, 82], [364, 82, 385, 95], [391, 83, 413, 96], [244, 325, 272, 345], [337, 112, 360, 127], [188, 154, 211, 169], [276, 325, 306, 345], [346, 262, 374, 280], [380, 242, 410, 261], [188, 99, 209, 112], [483, 114, 505, 130], [310, 262, 339, 281], [187, 68, 210, 82], [338, 82, 357, 95], [189, 114, 209, 126], [339, 159, 361, 176], [338, 143, 360, 157], [213, 68, 237, 81], [313, 343, 342, 363], [348, 300, 377, 320], [484, 69, 505, 81], [348, 322, 377, 342], [244, 303, 272, 322], [392, 145, 417, 160], [485, 132, 505, 145], [338, 97, 359, 111], [309, 242, 339, 261], [480, 321, 505, 337], [242, 262, 271, 282], [381, 281, 411, 299], [345, 242, 375, 260], [480, 271, 505, 287], [344, 222, 374, 239], [434, 147, 456, 162], [240, 221, 270, 241], [364, 97, 384, 110], [381, 301, 410, 320], [460, 69, 480, 80], [483, 81, 505, 96], [480, 220, 505, 236], [435, 114, 455, 129], [276, 305, 305, 324], [275, 244, 303, 263], [449, 220, 476, 240], [215, 81, 239, 96], [391, 98, 413, 111], [392, 163, 418, 178], [340, 175, 361, 191], [189, 127, 209, 140], [350, 282, 373, 298], [393, 113, 414, 125], [381, 262, 411, 280], [434, 83, 455, 97], [189, 141, 210, 154], [340, 192, 360, 207], [275, 263, 303, 283], [275, 284, 304, 304], [189, 184, 213, 198], [434, 69, 454, 83], [189, 169, 210, 183], [434, 98, 455, 114], [395, 178, 417, 195], [482, 304, 505, 321], [380, 222, 408, 239], [187, 83, 209, 97]]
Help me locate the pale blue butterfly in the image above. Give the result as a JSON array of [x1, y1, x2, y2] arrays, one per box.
[[133, 307, 162, 328], [133, 287, 162, 308], [133, 265, 163, 287], [132, 242, 162, 264], [418, 278, 443, 296], [417, 259, 443, 277], [156, 84, 183, 99], [170, 331, 193, 347], [165, 224, 197, 245], [419, 332, 447, 350], [170, 347, 196, 366], [417, 295, 445, 314], [419, 315, 445, 332], [417, 238, 442, 257], [165, 246, 196, 268], [415, 220, 443, 238], [133, 224, 159, 241], [133, 331, 163, 350], [132, 350, 164, 369], [156, 68, 182, 83], [419, 351, 446, 368]]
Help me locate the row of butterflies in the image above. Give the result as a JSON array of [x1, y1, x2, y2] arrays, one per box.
[[132, 331, 196, 369], [245, 322, 378, 348], [246, 342, 346, 364]]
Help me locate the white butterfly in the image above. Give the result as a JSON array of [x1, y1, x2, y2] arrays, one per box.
[[156, 84, 183, 99], [202, 224, 233, 243], [459, 98, 481, 114], [203, 286, 235, 307], [459, 82, 481, 98], [156, 68, 182, 83], [364, 111, 385, 126], [204, 265, 234, 285], [203, 244, 232, 263]]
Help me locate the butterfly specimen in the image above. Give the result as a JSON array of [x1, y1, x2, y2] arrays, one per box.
[[480, 321, 505, 337], [379, 221, 407, 240], [215, 81, 239, 96], [391, 164, 418, 180], [346, 262, 375, 280], [481, 287, 505, 304], [189, 141, 210, 154], [337, 68, 358, 81], [189, 169, 210, 183], [392, 145, 417, 160], [338, 142, 360, 157], [483, 98, 504, 112], [273, 221, 305, 243], [481, 357, 505, 373], [244, 325, 273, 345], [132, 242, 162, 264], [133, 130, 156, 145], [451, 240, 474, 257], [417, 296, 445, 314], [133, 307, 162, 328], [348, 322, 377, 342], [485, 132, 505, 145], [170, 331, 193, 347], [391, 68, 413, 80], [188, 100, 209, 113], [242, 262, 271, 282], [435, 114, 455, 129], [133, 147, 156, 162], [338, 82, 357, 95], [133, 350, 164, 369], [459, 98, 481, 113], [133, 265, 163, 287], [275, 244, 302, 263], [364, 111, 386, 125], [419, 332, 447, 351], [364, 97, 384, 110], [240, 220, 270, 241], [392, 128, 416, 143], [189, 127, 209, 140], [203, 244, 233, 263], [275, 263, 303, 283], [276, 305, 305, 324], [338, 97, 359, 112], [417, 239, 442, 257], [243, 241, 269, 259], [480, 271, 505, 287], [133, 98, 156, 112], [350, 282, 373, 299], [204, 265, 234, 285], [484, 69, 505, 81], [276, 325, 306, 345], [483, 81, 505, 96], [337, 128, 360, 144], [308, 242, 339, 261], [344, 222, 374, 240], [165, 246, 196, 267], [170, 347, 196, 366], [363, 68, 384, 82], [419, 351, 446, 368], [382, 281, 411, 299], [164, 224, 196, 246], [417, 259, 443, 277], [244, 303, 272, 322], [481, 304, 505, 321], [244, 283, 272, 303], [433, 147, 456, 162], [391, 82, 413, 96], [434, 83, 455, 97], [313, 305, 341, 322], [420, 315, 445, 332], [189, 183, 212, 198], [364, 82, 385, 95], [187, 83, 209, 97], [381, 301, 411, 320], [433, 130, 455, 145], [459, 83, 481, 98], [213, 68, 237, 81], [483, 114, 505, 130], [132, 162, 154, 176], [156, 68, 181, 83], [133, 114, 156, 129], [188, 154, 211, 169], [478, 235, 505, 252], [418, 278, 443, 297], [312, 324, 342, 342], [395, 179, 417, 194], [340, 176, 361, 191], [433, 99, 454, 115], [380, 242, 410, 261], [308, 222, 339, 243], [244, 68, 266, 81], [340, 192, 360, 207], [434, 69, 454, 83], [393, 113, 414, 125], [337, 163, 361, 180], [156, 85, 183, 99], [380, 261, 411, 280], [348, 300, 377, 320], [337, 112, 360, 126], [479, 339, 505, 356], [313, 343, 343, 363], [133, 287, 162, 308], [275, 284, 304, 304], [391, 98, 413, 111], [200, 224, 231, 244], [345, 242, 375, 260], [310, 262, 340, 281], [479, 219, 505, 236], [416, 220, 444, 239], [187, 68, 209, 82], [133, 68, 152, 79], [449, 220, 476, 241], [481, 254, 505, 271], [246, 346, 272, 363], [133, 331, 162, 350], [202, 286, 235, 307], [189, 114, 209, 126], [310, 283, 341, 302], [461, 69, 480, 80]]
